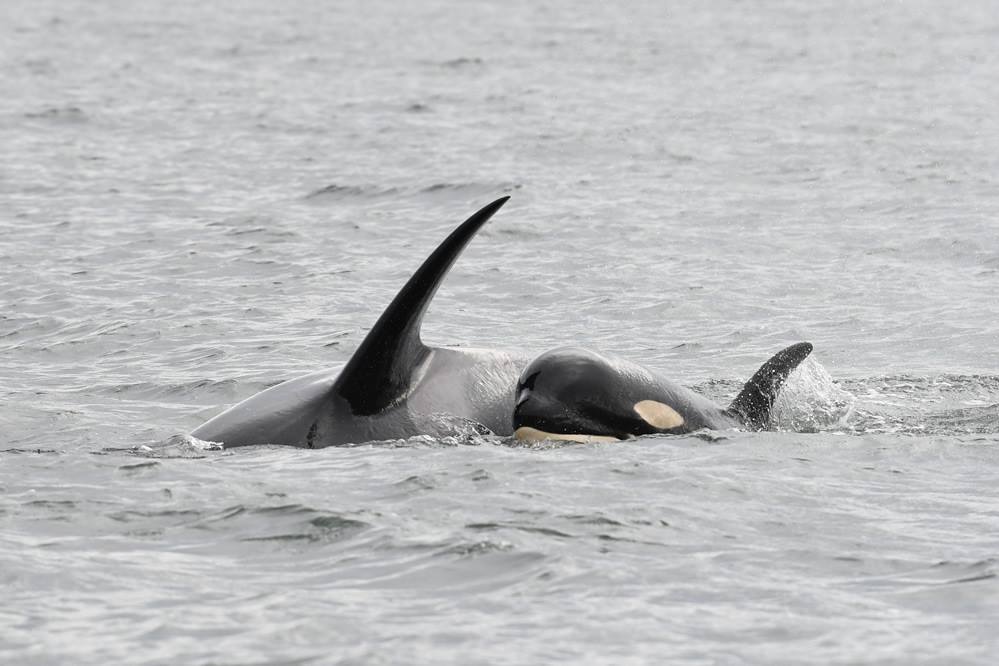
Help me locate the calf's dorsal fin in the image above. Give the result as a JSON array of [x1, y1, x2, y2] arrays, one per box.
[[728, 342, 813, 429], [333, 196, 510, 415]]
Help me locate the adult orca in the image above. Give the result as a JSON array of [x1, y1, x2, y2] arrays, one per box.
[[512, 343, 813, 443], [191, 196, 529, 448]]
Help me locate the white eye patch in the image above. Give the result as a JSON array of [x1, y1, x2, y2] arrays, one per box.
[[633, 400, 684, 429]]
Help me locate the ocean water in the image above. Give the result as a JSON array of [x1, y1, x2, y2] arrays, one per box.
[[2, 0, 998, 663]]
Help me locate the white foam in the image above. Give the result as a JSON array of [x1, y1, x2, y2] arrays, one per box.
[[771, 357, 857, 432]]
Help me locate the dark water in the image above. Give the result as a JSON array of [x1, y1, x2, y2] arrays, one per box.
[[2, 1, 998, 663]]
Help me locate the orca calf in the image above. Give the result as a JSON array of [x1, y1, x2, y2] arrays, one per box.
[[191, 196, 811, 448], [512, 343, 813, 443]]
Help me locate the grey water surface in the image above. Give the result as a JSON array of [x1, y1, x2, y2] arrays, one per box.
[[2, 1, 998, 664]]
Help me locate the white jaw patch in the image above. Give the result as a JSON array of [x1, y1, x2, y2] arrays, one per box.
[[633, 400, 685, 430], [514, 426, 622, 444]]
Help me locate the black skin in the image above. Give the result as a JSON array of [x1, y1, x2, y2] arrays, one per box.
[[513, 342, 813, 439]]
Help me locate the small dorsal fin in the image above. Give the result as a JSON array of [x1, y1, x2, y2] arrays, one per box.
[[333, 196, 510, 415], [728, 342, 813, 429]]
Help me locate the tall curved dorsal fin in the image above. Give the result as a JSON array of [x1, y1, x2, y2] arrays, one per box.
[[333, 196, 510, 415], [727, 342, 813, 429]]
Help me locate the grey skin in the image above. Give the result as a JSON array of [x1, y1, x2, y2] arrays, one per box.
[[512, 343, 813, 442], [191, 347, 529, 447], [192, 197, 528, 448]]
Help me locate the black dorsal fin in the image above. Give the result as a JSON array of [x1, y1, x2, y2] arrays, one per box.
[[727, 342, 813, 430], [332, 196, 510, 415]]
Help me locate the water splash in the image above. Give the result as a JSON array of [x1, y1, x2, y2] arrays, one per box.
[[136, 433, 226, 458], [770, 357, 856, 432]]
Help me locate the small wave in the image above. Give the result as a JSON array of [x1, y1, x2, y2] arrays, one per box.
[[204, 216, 299, 240], [93, 378, 239, 402], [237, 507, 369, 544], [304, 183, 399, 200], [24, 499, 77, 509], [418, 181, 522, 197], [240, 507, 370, 543], [240, 533, 316, 543], [439, 56, 485, 68], [117, 460, 160, 472], [467, 521, 573, 539], [108, 508, 201, 523], [304, 181, 520, 205], [561, 513, 626, 527], [251, 504, 317, 516], [0, 447, 60, 455], [100, 501, 368, 546], [199, 505, 247, 524], [394, 474, 437, 491], [23, 106, 88, 123], [857, 558, 999, 589], [686, 430, 734, 443], [439, 540, 513, 557], [309, 514, 368, 532]]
